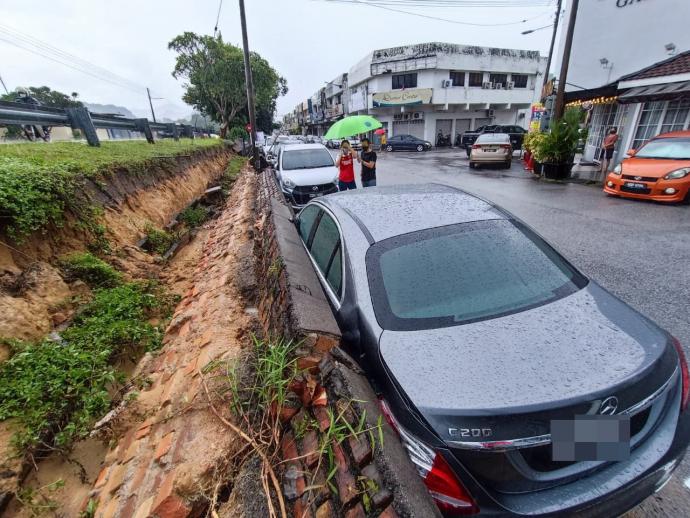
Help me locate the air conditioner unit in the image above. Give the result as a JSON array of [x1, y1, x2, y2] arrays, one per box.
[[412, 112, 423, 120], [482, 82, 492, 89], [441, 79, 453, 88], [403, 113, 411, 120], [487, 109, 495, 118], [393, 113, 404, 121], [494, 83, 503, 90], [506, 81, 515, 89]]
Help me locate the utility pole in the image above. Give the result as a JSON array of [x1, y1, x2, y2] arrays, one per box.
[[147, 87, 157, 123], [542, 0, 563, 94], [0, 72, 8, 94], [554, 0, 579, 120], [238, 0, 260, 171]]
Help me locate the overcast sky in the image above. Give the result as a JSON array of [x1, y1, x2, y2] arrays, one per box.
[[1, 0, 559, 120]]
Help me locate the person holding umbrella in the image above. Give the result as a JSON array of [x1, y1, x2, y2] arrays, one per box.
[[336, 140, 358, 191]]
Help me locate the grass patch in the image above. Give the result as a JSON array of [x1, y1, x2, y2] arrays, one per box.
[[58, 252, 121, 288], [0, 139, 223, 241], [144, 224, 176, 255], [178, 205, 208, 228], [221, 155, 245, 193], [0, 281, 175, 452]]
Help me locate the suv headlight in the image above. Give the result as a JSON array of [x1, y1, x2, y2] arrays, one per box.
[[664, 167, 690, 180], [613, 164, 622, 175], [283, 177, 296, 190]]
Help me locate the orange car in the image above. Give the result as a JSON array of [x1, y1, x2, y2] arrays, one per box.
[[603, 130, 690, 203]]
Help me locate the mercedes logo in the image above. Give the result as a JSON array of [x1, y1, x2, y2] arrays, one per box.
[[312, 186, 319, 192], [599, 396, 619, 415]]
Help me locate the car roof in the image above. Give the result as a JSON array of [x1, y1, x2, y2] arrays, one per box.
[[282, 143, 327, 150], [651, 130, 690, 139], [319, 183, 506, 242]]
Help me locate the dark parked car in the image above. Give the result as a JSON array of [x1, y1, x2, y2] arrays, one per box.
[[460, 125, 527, 156], [384, 134, 432, 152], [295, 184, 690, 517]]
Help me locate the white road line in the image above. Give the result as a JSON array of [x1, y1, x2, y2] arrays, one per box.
[[684, 475, 690, 489]]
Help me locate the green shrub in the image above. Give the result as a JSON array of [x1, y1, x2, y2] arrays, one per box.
[[144, 224, 175, 255], [59, 252, 121, 288], [0, 282, 170, 451], [228, 127, 249, 140], [221, 156, 245, 192], [178, 205, 207, 228]]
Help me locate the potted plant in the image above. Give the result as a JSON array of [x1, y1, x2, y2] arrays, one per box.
[[524, 131, 547, 175], [533, 109, 583, 180]]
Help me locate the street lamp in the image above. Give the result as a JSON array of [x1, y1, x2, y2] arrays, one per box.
[[521, 24, 553, 35]]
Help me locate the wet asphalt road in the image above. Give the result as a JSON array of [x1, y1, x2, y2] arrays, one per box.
[[359, 148, 690, 516]]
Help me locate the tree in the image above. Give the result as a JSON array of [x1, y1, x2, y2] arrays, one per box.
[[0, 86, 83, 108], [168, 32, 287, 138]]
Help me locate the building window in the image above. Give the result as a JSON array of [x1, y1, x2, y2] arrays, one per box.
[[468, 72, 484, 87], [632, 101, 665, 149], [449, 71, 465, 87], [489, 73, 508, 86], [660, 99, 690, 134], [587, 104, 619, 159], [392, 73, 418, 90], [512, 74, 528, 88]]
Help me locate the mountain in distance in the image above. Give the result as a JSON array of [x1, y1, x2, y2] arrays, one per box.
[[84, 102, 136, 118]]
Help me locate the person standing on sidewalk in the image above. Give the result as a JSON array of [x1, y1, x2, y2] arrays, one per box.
[[600, 128, 619, 178], [380, 131, 387, 152], [359, 138, 377, 187], [336, 140, 357, 190]]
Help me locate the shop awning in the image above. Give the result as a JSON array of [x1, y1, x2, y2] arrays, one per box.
[[618, 80, 690, 103]]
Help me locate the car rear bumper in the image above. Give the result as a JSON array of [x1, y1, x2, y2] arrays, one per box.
[[441, 381, 690, 517], [603, 174, 690, 202]]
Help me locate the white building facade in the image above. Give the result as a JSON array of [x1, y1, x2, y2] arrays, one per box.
[[347, 43, 546, 144]]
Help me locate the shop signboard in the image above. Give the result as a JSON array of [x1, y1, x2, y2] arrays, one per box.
[[529, 102, 546, 132], [373, 88, 433, 107]]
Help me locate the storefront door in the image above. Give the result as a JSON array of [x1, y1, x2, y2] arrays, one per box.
[[435, 119, 452, 144]]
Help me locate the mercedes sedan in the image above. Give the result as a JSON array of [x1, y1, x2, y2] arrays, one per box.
[[295, 184, 690, 517]]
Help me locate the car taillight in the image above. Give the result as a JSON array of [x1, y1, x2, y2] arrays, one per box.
[[671, 337, 689, 411], [379, 398, 479, 515], [471, 144, 481, 149], [500, 144, 511, 149]]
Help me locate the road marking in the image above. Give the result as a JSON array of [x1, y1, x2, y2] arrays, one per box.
[[684, 475, 690, 489]]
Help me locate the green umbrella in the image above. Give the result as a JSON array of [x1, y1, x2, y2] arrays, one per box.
[[323, 115, 382, 140]]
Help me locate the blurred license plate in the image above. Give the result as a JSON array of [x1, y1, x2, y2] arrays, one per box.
[[483, 146, 497, 152], [624, 182, 646, 189], [551, 416, 630, 462]]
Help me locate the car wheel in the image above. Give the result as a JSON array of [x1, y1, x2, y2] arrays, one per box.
[[386, 145, 393, 152], [416, 145, 424, 152]]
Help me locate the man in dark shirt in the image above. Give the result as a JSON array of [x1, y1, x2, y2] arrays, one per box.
[[359, 138, 377, 187]]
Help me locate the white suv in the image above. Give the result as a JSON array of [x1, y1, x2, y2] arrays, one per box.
[[275, 144, 339, 209]]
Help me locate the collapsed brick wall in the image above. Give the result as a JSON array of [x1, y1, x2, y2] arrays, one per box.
[[254, 171, 439, 518]]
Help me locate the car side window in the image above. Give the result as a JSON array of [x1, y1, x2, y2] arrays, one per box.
[[309, 212, 342, 298], [298, 205, 320, 243]]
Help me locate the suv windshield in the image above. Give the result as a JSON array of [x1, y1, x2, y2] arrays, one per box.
[[282, 148, 334, 170], [367, 219, 586, 331], [635, 137, 690, 159]]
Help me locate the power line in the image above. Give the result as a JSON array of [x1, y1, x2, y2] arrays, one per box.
[[214, 0, 224, 37], [0, 23, 154, 96], [314, 0, 554, 26], [319, 0, 553, 7]]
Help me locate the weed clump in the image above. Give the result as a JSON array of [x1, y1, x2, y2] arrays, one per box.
[[144, 224, 175, 255], [178, 205, 207, 228], [59, 252, 121, 288], [221, 156, 245, 193], [0, 281, 173, 452]]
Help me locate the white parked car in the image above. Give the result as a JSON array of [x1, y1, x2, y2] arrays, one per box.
[[275, 144, 339, 209]]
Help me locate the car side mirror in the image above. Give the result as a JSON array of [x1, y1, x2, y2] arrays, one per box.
[[626, 149, 636, 157]]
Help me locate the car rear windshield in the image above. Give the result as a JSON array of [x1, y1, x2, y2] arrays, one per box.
[[366, 219, 587, 331], [476, 133, 510, 144], [635, 137, 690, 159], [282, 149, 334, 170]]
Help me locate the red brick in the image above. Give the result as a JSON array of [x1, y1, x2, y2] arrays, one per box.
[[311, 386, 327, 407], [379, 505, 399, 518], [104, 462, 128, 495], [281, 431, 298, 461], [133, 496, 154, 518], [348, 435, 373, 468], [155, 432, 175, 464], [300, 431, 320, 469], [130, 459, 151, 492], [297, 355, 322, 374], [116, 429, 137, 462], [120, 495, 138, 518], [314, 335, 338, 353], [280, 404, 300, 423], [151, 473, 191, 518], [332, 444, 358, 506], [99, 497, 120, 517], [344, 503, 366, 518], [313, 407, 331, 433], [293, 495, 313, 518], [135, 425, 151, 440], [94, 466, 109, 488], [315, 499, 335, 518]]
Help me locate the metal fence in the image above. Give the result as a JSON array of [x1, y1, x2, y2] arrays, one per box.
[[0, 100, 194, 146]]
